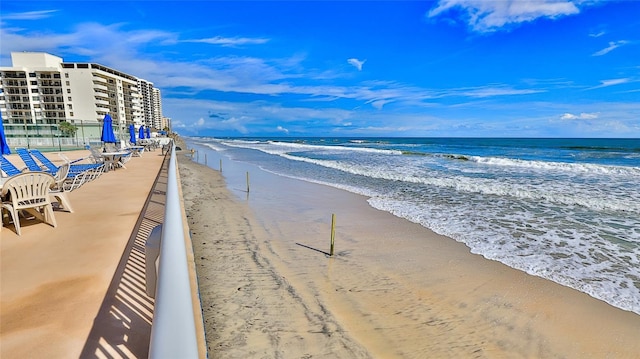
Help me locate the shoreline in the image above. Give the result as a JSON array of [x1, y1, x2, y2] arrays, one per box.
[[178, 141, 640, 358]]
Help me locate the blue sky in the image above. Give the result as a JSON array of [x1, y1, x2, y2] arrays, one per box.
[[1, 1, 639, 138]]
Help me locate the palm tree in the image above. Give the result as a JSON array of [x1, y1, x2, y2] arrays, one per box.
[[59, 121, 78, 137]]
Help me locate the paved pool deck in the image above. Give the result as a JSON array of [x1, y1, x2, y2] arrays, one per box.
[[1, 147, 173, 358]]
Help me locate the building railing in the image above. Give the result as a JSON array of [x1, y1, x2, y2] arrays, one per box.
[[147, 143, 202, 358]]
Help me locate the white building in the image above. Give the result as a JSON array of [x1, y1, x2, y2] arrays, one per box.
[[152, 87, 163, 130], [137, 79, 164, 131], [0, 52, 163, 146]]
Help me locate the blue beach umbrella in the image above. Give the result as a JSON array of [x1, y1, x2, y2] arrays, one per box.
[[101, 114, 117, 143], [129, 124, 136, 144], [146, 126, 150, 139], [0, 111, 10, 155], [139, 125, 146, 140]]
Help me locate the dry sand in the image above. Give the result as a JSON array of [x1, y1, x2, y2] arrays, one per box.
[[178, 144, 640, 359]]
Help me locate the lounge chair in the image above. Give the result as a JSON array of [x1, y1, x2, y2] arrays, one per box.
[[27, 149, 104, 190], [15, 148, 55, 174], [1, 155, 24, 177], [1, 172, 57, 236]]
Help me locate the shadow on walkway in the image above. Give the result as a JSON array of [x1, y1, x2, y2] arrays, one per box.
[[79, 153, 170, 358]]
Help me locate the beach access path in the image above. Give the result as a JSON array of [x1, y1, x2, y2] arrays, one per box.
[[1, 147, 168, 358]]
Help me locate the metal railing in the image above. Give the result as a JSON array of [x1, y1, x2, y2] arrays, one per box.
[[147, 143, 200, 358]]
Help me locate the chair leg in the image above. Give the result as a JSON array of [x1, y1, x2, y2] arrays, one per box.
[[3, 207, 21, 236], [51, 192, 74, 213], [43, 204, 57, 228], [12, 209, 21, 236]]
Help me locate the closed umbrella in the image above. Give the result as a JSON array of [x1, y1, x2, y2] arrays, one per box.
[[146, 126, 150, 139], [139, 125, 146, 140], [101, 114, 116, 143], [0, 111, 10, 155], [129, 124, 136, 144]]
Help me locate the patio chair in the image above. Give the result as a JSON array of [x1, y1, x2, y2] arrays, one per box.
[[88, 147, 106, 165], [1, 172, 57, 236], [104, 143, 118, 152], [49, 162, 74, 213]]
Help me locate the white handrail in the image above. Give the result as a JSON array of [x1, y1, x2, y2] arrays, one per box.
[[148, 144, 199, 358]]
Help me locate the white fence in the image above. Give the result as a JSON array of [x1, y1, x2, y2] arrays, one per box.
[[147, 144, 202, 358]]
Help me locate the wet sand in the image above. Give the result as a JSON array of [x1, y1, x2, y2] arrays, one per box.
[[178, 143, 640, 358]]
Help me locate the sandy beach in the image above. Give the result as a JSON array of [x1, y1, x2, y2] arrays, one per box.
[[178, 142, 640, 358]]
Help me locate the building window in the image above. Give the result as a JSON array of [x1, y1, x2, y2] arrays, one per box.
[[67, 89, 71, 93], [29, 73, 36, 77], [65, 73, 69, 78], [68, 97, 72, 101], [66, 81, 70, 86], [31, 89, 38, 93], [67, 104, 73, 109], [31, 81, 37, 85], [70, 112, 74, 117]]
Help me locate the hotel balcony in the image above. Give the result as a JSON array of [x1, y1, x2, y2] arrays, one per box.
[[96, 102, 111, 110]]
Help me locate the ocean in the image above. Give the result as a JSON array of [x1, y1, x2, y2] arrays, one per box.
[[188, 137, 640, 315]]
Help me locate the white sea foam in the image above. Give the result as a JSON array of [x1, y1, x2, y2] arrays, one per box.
[[220, 138, 403, 155], [201, 137, 640, 315], [470, 155, 640, 176], [254, 150, 640, 214]]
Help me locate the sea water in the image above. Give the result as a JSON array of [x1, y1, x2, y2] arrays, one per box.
[[189, 137, 640, 315]]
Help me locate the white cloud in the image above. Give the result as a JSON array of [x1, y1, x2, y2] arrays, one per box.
[[1, 10, 57, 20], [367, 99, 394, 109], [592, 40, 628, 56], [455, 85, 544, 98], [276, 126, 289, 134], [347, 58, 366, 71], [428, 0, 581, 32], [185, 36, 269, 47], [560, 112, 598, 120], [587, 78, 630, 90]]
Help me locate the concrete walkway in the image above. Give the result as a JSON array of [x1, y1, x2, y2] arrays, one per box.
[[1, 148, 168, 358]]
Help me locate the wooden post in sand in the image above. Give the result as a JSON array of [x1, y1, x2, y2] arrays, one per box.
[[246, 172, 250, 192], [330, 214, 336, 256]]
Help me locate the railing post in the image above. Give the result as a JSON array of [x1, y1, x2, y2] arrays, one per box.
[[144, 225, 162, 298]]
